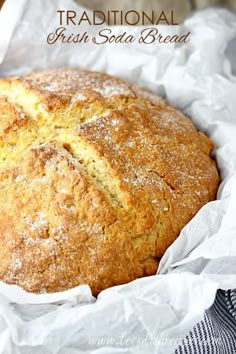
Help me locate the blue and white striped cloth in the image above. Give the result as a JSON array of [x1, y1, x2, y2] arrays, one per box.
[[175, 290, 236, 354]]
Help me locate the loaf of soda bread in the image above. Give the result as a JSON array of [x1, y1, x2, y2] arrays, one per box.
[[0, 68, 219, 294]]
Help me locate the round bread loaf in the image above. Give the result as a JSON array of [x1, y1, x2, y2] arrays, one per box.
[[0, 68, 219, 295]]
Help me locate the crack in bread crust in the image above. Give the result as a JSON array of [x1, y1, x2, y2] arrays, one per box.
[[0, 68, 219, 295]]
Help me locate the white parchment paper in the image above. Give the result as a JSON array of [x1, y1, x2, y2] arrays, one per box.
[[0, 0, 236, 353]]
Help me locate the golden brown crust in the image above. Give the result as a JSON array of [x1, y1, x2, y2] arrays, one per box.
[[0, 68, 219, 294]]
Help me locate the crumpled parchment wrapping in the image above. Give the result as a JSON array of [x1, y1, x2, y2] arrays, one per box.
[[0, 0, 236, 353]]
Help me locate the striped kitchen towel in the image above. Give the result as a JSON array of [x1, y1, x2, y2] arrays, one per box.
[[175, 290, 236, 353]]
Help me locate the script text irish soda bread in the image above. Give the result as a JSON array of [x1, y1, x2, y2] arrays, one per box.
[[0, 68, 219, 295]]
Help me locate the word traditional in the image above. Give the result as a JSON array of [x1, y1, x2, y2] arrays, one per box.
[[57, 10, 179, 26]]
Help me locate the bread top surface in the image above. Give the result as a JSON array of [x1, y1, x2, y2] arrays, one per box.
[[0, 68, 219, 294]]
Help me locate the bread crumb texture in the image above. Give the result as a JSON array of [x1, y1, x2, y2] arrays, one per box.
[[0, 68, 219, 295]]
